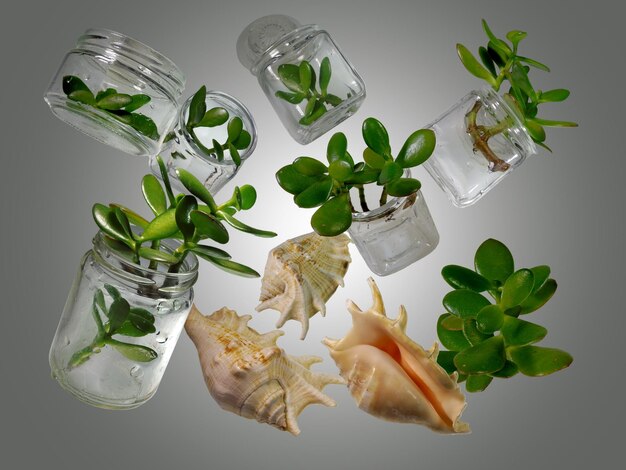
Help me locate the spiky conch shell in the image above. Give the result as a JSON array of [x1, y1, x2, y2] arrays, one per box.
[[256, 232, 351, 339], [323, 278, 470, 434], [185, 305, 345, 436]]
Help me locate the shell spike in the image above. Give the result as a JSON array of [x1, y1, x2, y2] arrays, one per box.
[[346, 300, 363, 317], [394, 305, 408, 331], [367, 277, 386, 316]]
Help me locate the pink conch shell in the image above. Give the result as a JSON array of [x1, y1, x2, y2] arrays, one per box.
[[323, 278, 470, 434], [256, 232, 351, 339], [185, 305, 345, 436]]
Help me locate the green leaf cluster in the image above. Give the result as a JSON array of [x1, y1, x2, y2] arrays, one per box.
[[93, 155, 276, 277], [173, 85, 252, 166], [275, 57, 345, 126], [436, 238, 572, 392], [276, 118, 436, 236], [62, 75, 159, 140], [68, 285, 158, 369], [457, 20, 577, 150]]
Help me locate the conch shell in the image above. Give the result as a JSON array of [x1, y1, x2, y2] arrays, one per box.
[[185, 305, 345, 435], [323, 278, 470, 434], [256, 232, 351, 339]]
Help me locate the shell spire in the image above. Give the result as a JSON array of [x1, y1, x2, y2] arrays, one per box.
[[256, 232, 351, 339], [185, 305, 345, 436], [323, 278, 470, 434]]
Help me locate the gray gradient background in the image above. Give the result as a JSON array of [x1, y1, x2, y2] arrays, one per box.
[[1, 0, 623, 469]]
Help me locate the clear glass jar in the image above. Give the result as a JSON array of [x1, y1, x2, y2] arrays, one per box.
[[348, 188, 439, 277], [423, 88, 537, 207], [49, 232, 198, 410], [44, 28, 185, 157], [237, 15, 366, 144], [150, 90, 257, 195]]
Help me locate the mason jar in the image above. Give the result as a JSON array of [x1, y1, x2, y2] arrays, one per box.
[[151, 90, 257, 195], [348, 176, 439, 276], [44, 28, 185, 157], [237, 15, 366, 144], [49, 232, 198, 410], [423, 88, 537, 207]]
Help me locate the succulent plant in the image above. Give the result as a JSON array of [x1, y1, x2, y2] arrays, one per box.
[[276, 118, 436, 236], [436, 238, 573, 392]]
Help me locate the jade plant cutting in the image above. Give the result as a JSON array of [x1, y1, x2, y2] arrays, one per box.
[[275, 57, 344, 125], [71, 156, 277, 368], [62, 75, 159, 140], [276, 118, 436, 236], [166, 85, 252, 166], [457, 19, 577, 169], [435, 238, 572, 392]]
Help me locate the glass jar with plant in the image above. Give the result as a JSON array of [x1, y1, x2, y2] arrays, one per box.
[[237, 14, 366, 144], [435, 238, 573, 392], [276, 117, 438, 276], [152, 86, 257, 195], [49, 157, 276, 409], [423, 20, 577, 207], [44, 29, 185, 157]]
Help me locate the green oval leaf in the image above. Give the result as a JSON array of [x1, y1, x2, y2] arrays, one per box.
[[396, 129, 436, 168], [386, 177, 421, 197], [328, 160, 353, 182], [103, 284, 122, 300], [456, 43, 496, 86], [175, 168, 217, 212], [227, 117, 243, 142], [520, 278, 557, 314], [275, 90, 305, 104], [109, 340, 158, 362], [62, 75, 90, 95], [539, 89, 570, 103], [198, 254, 260, 278], [443, 289, 491, 319], [187, 85, 207, 126], [277, 64, 303, 93], [466, 374, 493, 392], [474, 238, 514, 283], [501, 268, 534, 309], [106, 297, 131, 333], [489, 360, 519, 378], [123, 94, 151, 112], [137, 247, 179, 264], [530, 265, 551, 293], [197, 107, 229, 128], [293, 157, 328, 176], [506, 29, 527, 48], [140, 208, 178, 242], [68, 90, 96, 105], [294, 177, 333, 208], [363, 148, 386, 170], [238, 185, 257, 210], [218, 211, 277, 238], [126, 113, 159, 140], [319, 57, 331, 95], [276, 164, 319, 195], [232, 129, 252, 150], [463, 318, 492, 345], [299, 102, 326, 125], [345, 167, 379, 185], [190, 210, 229, 244], [175, 195, 198, 241], [508, 345, 573, 377], [476, 304, 504, 334], [93, 204, 131, 244], [377, 161, 403, 185], [142, 174, 167, 215], [299, 61, 313, 91], [436, 350, 458, 375], [190, 244, 231, 260], [327, 132, 348, 163], [442, 265, 492, 292], [441, 315, 463, 331], [437, 314, 471, 351], [311, 193, 352, 236], [228, 143, 241, 166], [362, 118, 391, 156], [478, 46, 497, 77], [454, 335, 505, 375], [304, 96, 317, 117], [97, 93, 132, 110], [501, 316, 547, 347]]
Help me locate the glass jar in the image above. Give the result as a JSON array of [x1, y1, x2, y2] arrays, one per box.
[[44, 28, 185, 157], [151, 90, 257, 195], [348, 187, 439, 276], [237, 15, 366, 144], [49, 232, 198, 410], [423, 88, 537, 207]]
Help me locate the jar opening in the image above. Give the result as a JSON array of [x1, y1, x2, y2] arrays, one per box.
[[351, 192, 418, 223]]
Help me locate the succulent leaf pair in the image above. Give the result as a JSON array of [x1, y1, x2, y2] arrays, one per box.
[[62, 75, 159, 140], [276, 118, 436, 236], [436, 239, 573, 392], [275, 57, 344, 125]]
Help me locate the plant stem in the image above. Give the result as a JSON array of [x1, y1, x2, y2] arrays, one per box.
[[379, 187, 388, 207], [356, 185, 370, 212], [465, 101, 512, 172]]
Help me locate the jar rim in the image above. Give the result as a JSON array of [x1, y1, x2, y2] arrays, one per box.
[[92, 231, 199, 289], [77, 28, 186, 97], [351, 191, 419, 222], [179, 90, 257, 167]]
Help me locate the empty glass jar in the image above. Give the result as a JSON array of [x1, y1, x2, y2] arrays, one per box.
[[49, 232, 198, 409], [348, 180, 439, 276], [423, 88, 537, 207], [151, 90, 257, 195], [237, 15, 366, 144], [44, 28, 185, 157]]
